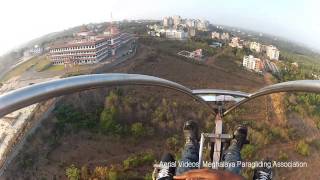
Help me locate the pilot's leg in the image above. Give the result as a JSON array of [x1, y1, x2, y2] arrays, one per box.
[[223, 140, 242, 174], [176, 120, 200, 175], [223, 125, 248, 175]]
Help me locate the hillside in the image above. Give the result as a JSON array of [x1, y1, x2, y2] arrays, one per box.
[[2, 39, 319, 179]]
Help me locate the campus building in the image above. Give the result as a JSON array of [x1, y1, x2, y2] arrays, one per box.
[[49, 26, 133, 65]]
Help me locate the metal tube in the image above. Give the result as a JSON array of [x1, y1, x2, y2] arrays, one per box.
[[224, 80, 320, 115], [0, 73, 215, 118], [192, 89, 250, 98], [198, 133, 205, 168]]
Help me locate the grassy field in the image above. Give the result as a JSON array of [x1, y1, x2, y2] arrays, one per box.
[[1, 56, 47, 82], [34, 56, 52, 72], [45, 65, 65, 71], [0, 56, 64, 82]]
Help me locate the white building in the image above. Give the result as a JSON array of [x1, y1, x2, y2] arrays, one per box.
[[266, 45, 280, 60], [229, 37, 243, 49], [196, 19, 209, 31], [221, 33, 230, 41], [163, 17, 174, 27], [212, 32, 220, 39], [172, 15, 181, 27], [188, 28, 196, 37], [163, 29, 188, 40], [243, 55, 264, 72], [185, 19, 196, 27], [250, 42, 262, 53]]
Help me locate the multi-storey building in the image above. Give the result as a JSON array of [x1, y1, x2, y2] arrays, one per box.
[[243, 55, 264, 72], [195, 19, 209, 31], [172, 15, 181, 27], [266, 45, 280, 60], [185, 19, 196, 27], [250, 42, 262, 53], [220, 32, 230, 41], [212, 32, 220, 39], [229, 37, 243, 49], [49, 26, 133, 65], [162, 29, 188, 40], [188, 28, 196, 37], [163, 17, 174, 27]]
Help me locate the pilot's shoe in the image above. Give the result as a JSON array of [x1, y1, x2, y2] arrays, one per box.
[[183, 120, 199, 146], [232, 125, 249, 149], [156, 153, 176, 180], [253, 160, 273, 180]]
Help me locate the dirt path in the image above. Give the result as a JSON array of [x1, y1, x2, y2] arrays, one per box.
[[263, 73, 287, 125], [260, 73, 320, 179]]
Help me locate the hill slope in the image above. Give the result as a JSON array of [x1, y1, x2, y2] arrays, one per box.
[[4, 39, 318, 179]]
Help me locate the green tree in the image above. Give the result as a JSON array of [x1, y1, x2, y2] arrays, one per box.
[[100, 107, 121, 134]]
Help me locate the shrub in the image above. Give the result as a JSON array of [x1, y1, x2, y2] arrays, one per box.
[[65, 164, 80, 180], [241, 144, 256, 159], [268, 127, 288, 142], [100, 107, 121, 134], [144, 173, 153, 180], [250, 129, 269, 147], [278, 151, 289, 161], [108, 167, 119, 180], [123, 155, 140, 169], [316, 121, 320, 130], [123, 152, 155, 169], [131, 122, 146, 137], [166, 135, 180, 151], [296, 140, 310, 156], [141, 152, 155, 163], [93, 166, 108, 179]]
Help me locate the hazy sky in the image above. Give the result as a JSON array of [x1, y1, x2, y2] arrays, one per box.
[[0, 0, 319, 55]]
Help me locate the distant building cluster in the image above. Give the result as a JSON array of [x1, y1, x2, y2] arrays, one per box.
[[163, 15, 209, 31], [147, 15, 209, 40], [49, 25, 134, 65], [212, 30, 280, 61], [249, 42, 280, 60], [242, 55, 264, 72], [211, 31, 230, 41]]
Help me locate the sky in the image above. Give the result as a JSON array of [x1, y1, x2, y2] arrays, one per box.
[[0, 0, 319, 55]]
